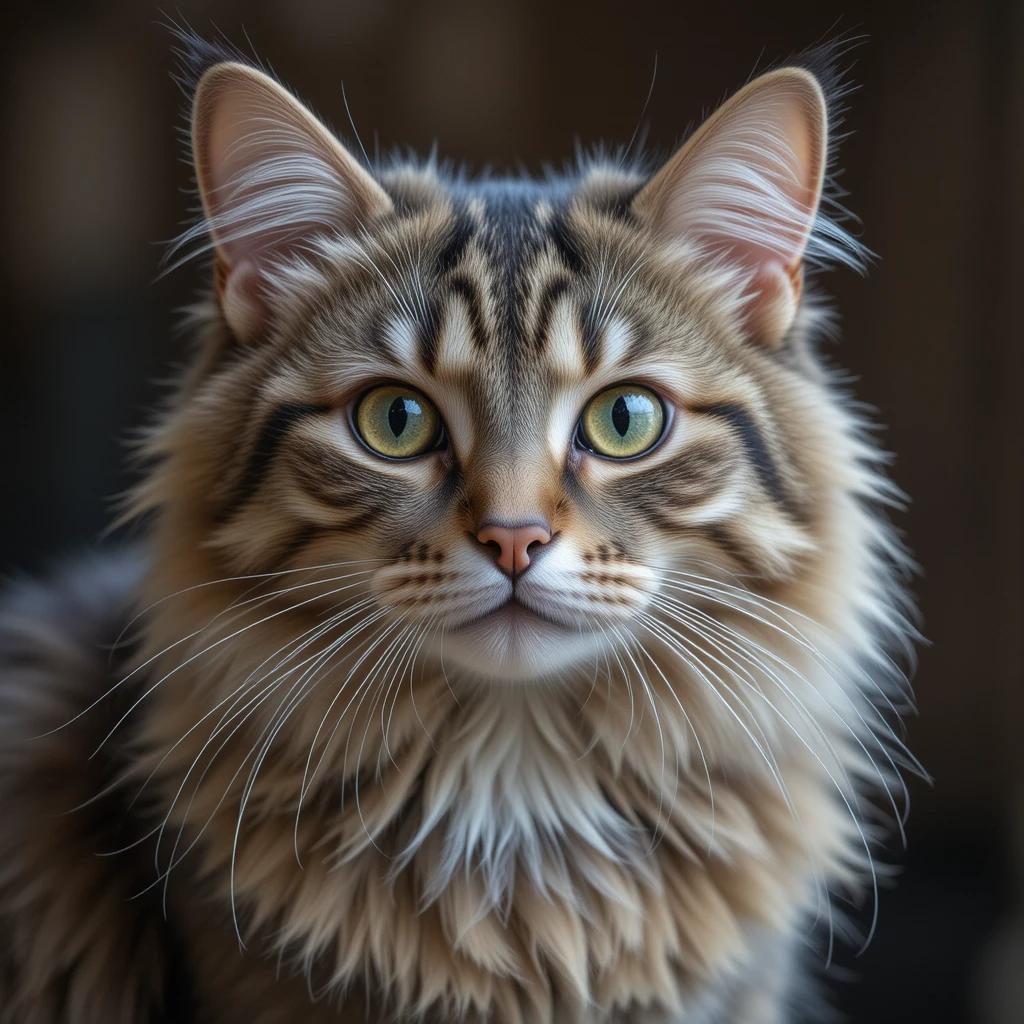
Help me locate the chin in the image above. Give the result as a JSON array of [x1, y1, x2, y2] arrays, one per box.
[[439, 604, 600, 682]]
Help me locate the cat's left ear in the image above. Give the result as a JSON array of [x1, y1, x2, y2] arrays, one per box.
[[633, 68, 828, 348], [191, 62, 392, 341]]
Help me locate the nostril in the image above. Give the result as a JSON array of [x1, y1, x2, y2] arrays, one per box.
[[475, 524, 516, 576], [511, 525, 552, 575], [519, 531, 548, 561], [475, 521, 552, 577]]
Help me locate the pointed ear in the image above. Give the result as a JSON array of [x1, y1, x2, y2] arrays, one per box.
[[191, 62, 392, 341], [633, 68, 829, 348]]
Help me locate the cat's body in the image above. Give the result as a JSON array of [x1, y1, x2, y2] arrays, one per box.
[[0, 551, 810, 1023], [0, 38, 915, 1024]]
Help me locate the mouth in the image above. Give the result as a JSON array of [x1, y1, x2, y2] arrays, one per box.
[[454, 596, 567, 632], [440, 594, 598, 681]]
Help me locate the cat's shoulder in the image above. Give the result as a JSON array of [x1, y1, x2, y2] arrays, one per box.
[[0, 548, 192, 1024], [0, 547, 147, 764]]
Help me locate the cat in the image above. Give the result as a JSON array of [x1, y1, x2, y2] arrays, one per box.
[[0, 33, 918, 1024]]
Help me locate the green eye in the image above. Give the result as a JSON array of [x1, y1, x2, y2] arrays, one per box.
[[578, 384, 665, 459], [354, 384, 443, 459]]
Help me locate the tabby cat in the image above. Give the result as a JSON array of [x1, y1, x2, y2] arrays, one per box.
[[0, 34, 917, 1024]]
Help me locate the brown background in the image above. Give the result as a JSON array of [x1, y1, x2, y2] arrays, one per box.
[[2, 2, 1021, 1021]]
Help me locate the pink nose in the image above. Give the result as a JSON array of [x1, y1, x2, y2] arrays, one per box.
[[476, 522, 552, 577]]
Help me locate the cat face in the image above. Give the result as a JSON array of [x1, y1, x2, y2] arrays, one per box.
[[163, 58, 860, 683]]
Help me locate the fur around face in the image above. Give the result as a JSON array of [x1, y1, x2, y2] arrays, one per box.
[[0, 36, 917, 1024]]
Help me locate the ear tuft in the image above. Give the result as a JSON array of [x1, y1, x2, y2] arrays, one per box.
[[173, 58, 391, 342], [634, 67, 863, 347]]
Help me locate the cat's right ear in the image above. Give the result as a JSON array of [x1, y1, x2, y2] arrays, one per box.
[[190, 62, 392, 342]]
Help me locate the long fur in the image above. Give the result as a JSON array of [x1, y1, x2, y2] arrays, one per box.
[[0, 34, 919, 1024]]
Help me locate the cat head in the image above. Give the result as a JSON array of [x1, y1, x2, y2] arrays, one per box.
[[150, 45, 866, 684]]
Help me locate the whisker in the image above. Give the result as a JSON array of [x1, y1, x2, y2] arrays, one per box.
[[134, 598, 378, 816], [606, 622, 669, 847], [641, 603, 891, 952], [90, 572, 378, 754], [294, 617, 411, 848], [625, 627, 717, 855], [342, 621, 420, 857], [227, 612, 387, 944], [382, 612, 443, 770], [658, 591, 911, 838], [660, 566, 916, 712], [635, 612, 797, 816], [637, 611, 840, 953], [152, 604, 385, 901], [649, 599, 851, 935], [658, 574, 921, 771], [109, 557, 388, 656]]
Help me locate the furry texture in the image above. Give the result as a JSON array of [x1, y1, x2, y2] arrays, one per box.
[[0, 35, 917, 1024]]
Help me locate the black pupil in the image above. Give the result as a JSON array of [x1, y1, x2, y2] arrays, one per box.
[[611, 395, 631, 437], [388, 396, 409, 438]]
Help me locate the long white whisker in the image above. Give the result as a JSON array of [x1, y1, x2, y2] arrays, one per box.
[[658, 590, 910, 838], [606, 623, 669, 846], [649, 598, 848, 940], [295, 616, 410, 831], [154, 604, 385, 899], [661, 566, 915, 712], [109, 557, 387, 655], [635, 612, 796, 816], [226, 610, 385, 945], [659, 574, 919, 764], [624, 625, 717, 855], [92, 573, 377, 753], [640, 607, 881, 952], [341, 621, 421, 856], [136, 598, 375, 819]]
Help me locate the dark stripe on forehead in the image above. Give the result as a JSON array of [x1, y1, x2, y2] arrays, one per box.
[[417, 296, 442, 374], [623, 315, 654, 362], [217, 403, 329, 524], [695, 403, 792, 513], [447, 275, 489, 352], [476, 185, 546, 345], [579, 298, 602, 374], [547, 209, 585, 274], [588, 186, 641, 223], [435, 207, 476, 275], [367, 316, 399, 362], [533, 276, 572, 353]]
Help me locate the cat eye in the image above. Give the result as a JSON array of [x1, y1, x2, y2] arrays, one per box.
[[353, 384, 444, 459], [576, 384, 666, 459]]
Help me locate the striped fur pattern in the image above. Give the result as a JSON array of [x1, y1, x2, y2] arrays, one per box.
[[0, 37, 917, 1024]]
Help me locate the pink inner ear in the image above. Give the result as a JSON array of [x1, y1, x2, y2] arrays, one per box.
[[190, 64, 392, 341], [202, 85, 350, 274], [636, 70, 828, 346], [675, 85, 823, 268]]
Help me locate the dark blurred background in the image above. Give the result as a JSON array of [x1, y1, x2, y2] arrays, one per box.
[[2, 2, 1021, 1021]]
